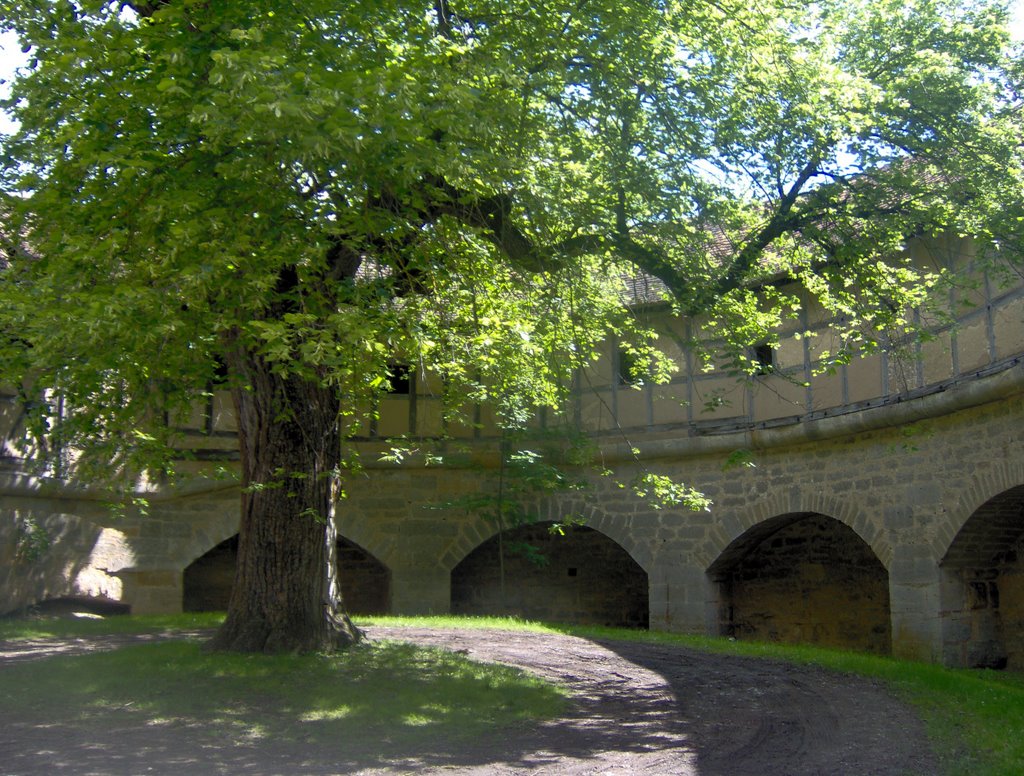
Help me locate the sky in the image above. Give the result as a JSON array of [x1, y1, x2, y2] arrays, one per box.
[[2, 1, 1024, 137]]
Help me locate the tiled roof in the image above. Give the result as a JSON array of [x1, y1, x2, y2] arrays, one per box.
[[620, 271, 670, 306]]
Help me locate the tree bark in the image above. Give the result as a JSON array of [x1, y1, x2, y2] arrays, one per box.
[[206, 342, 362, 653]]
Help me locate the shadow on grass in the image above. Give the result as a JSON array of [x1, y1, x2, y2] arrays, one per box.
[[0, 637, 565, 774], [0, 612, 226, 641], [0, 624, 969, 775]]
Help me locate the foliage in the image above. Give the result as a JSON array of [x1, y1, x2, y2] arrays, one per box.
[[723, 448, 757, 471], [0, 0, 1018, 478], [0, 0, 1020, 646], [12, 513, 50, 561], [630, 472, 711, 511]]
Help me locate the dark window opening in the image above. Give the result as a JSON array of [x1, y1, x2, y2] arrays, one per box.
[[752, 344, 775, 375], [618, 349, 641, 386], [387, 364, 412, 394], [212, 356, 229, 383]]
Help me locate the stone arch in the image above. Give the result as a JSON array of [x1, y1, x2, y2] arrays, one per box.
[[695, 490, 891, 571], [450, 519, 650, 628], [932, 460, 1024, 563], [334, 511, 399, 574], [706, 511, 892, 654], [182, 532, 392, 615], [939, 482, 1024, 670], [172, 492, 242, 572], [444, 494, 652, 575]]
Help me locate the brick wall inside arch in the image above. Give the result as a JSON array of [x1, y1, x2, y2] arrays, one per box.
[[713, 513, 892, 654], [182, 535, 237, 612], [450, 521, 649, 627], [337, 537, 390, 615]]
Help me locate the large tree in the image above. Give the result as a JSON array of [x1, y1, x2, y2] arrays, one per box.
[[1, 0, 1020, 652]]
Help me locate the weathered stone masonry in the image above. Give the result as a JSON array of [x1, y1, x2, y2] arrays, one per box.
[[2, 239, 1023, 668]]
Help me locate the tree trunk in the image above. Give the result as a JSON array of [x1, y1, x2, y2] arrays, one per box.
[[207, 344, 362, 653]]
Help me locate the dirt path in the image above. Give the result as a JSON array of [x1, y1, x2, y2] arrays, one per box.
[[0, 626, 939, 775]]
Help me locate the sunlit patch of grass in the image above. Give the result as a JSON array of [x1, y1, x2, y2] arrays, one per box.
[[354, 614, 559, 633], [298, 707, 352, 722], [239, 723, 269, 740], [401, 713, 435, 726], [0, 633, 565, 755]]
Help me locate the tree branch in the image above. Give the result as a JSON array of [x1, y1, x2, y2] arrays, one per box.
[[375, 158, 838, 314], [689, 156, 823, 309]]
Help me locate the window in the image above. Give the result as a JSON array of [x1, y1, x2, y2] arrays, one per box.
[[387, 364, 412, 394], [617, 349, 641, 386], [752, 344, 775, 375]]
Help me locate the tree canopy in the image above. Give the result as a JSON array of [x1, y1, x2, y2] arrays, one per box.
[[1, 0, 1021, 651]]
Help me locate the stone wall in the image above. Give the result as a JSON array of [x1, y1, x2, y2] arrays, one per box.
[[2, 240, 1023, 669], [0, 488, 131, 614], [999, 540, 1024, 671], [3, 364, 1022, 669]]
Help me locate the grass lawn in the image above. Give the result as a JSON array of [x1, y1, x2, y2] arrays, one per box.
[[3, 612, 1023, 775], [0, 613, 565, 756]]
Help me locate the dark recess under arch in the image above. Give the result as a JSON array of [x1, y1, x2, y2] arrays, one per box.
[[941, 485, 1024, 669], [183, 534, 391, 614], [709, 512, 892, 654], [450, 521, 649, 628]]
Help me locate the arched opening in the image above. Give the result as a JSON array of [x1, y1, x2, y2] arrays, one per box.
[[450, 521, 649, 627], [337, 536, 391, 615], [708, 513, 891, 654], [182, 535, 237, 612], [940, 485, 1024, 670], [182, 534, 391, 614]]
